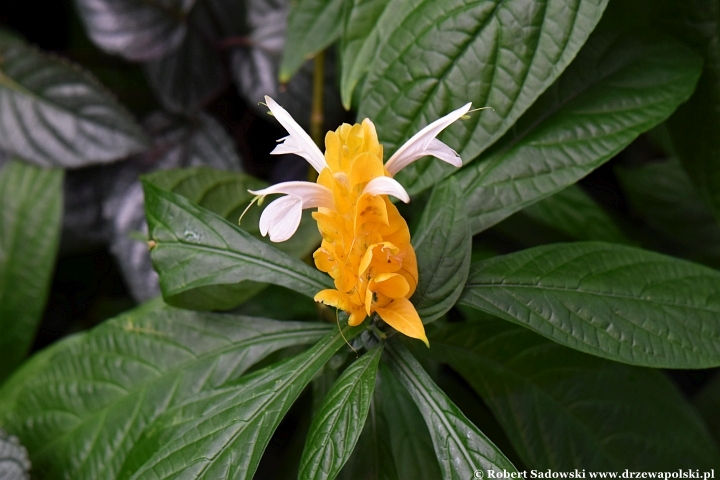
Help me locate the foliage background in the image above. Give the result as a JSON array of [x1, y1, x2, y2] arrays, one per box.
[[1, 0, 720, 478]]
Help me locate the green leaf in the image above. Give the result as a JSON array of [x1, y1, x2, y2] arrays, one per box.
[[280, 0, 346, 82], [520, 184, 631, 244], [299, 344, 383, 480], [0, 40, 148, 167], [144, 166, 320, 259], [75, 0, 193, 61], [234, 284, 319, 321], [0, 161, 62, 382], [460, 241, 720, 368], [385, 341, 517, 478], [456, 32, 703, 234], [428, 317, 720, 470], [410, 177, 471, 323], [339, 0, 389, 109], [0, 300, 331, 479], [357, 0, 609, 195], [616, 158, 720, 264], [375, 363, 441, 479], [336, 394, 399, 480], [0, 429, 31, 480], [665, 1, 720, 218], [143, 181, 331, 306], [118, 325, 361, 479]]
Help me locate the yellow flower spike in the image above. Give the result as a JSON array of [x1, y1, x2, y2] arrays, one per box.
[[253, 95, 471, 345]]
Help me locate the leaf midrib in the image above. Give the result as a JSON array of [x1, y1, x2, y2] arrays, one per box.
[[388, 345, 488, 472], [464, 280, 720, 314]]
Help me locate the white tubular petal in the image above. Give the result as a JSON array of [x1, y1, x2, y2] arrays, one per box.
[[385, 102, 472, 175], [259, 195, 303, 242], [424, 138, 462, 168], [249, 181, 333, 209], [265, 96, 327, 173], [362, 176, 410, 203]]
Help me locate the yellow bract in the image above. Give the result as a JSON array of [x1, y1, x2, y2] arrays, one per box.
[[312, 119, 428, 346]]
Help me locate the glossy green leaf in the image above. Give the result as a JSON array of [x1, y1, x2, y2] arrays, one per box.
[[299, 344, 383, 480], [357, 0, 609, 195], [280, 0, 346, 82], [616, 158, 720, 264], [375, 363, 441, 479], [410, 177, 471, 323], [144, 166, 321, 259], [0, 300, 331, 479], [460, 241, 720, 368], [118, 326, 361, 479], [0, 161, 62, 382], [666, 0, 720, 218], [339, 0, 388, 109], [456, 32, 703, 234], [385, 341, 517, 478], [0, 429, 30, 480], [428, 317, 720, 469], [143, 181, 331, 305], [74, 0, 194, 61], [0, 39, 148, 167], [521, 184, 631, 244]]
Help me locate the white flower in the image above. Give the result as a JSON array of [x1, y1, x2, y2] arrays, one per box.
[[253, 97, 470, 242], [248, 182, 333, 242], [265, 96, 326, 173], [384, 103, 472, 175]]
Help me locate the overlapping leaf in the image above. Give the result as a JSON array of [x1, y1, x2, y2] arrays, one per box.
[[385, 342, 517, 478], [428, 317, 720, 469], [144, 32, 226, 114], [0, 161, 63, 382], [74, 0, 195, 61], [665, 0, 720, 218], [520, 185, 631, 244], [280, 0, 345, 81], [144, 166, 320, 258], [374, 363, 441, 479], [143, 182, 330, 305], [357, 0, 609, 195], [0, 38, 148, 167], [460, 242, 720, 368], [455, 32, 702, 234], [299, 345, 382, 480], [143, 0, 244, 113], [117, 326, 360, 479], [410, 177, 471, 323], [617, 158, 720, 264], [0, 301, 331, 479]]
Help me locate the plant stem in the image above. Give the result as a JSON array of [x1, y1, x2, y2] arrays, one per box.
[[308, 51, 325, 181]]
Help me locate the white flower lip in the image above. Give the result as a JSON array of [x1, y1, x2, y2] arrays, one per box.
[[250, 181, 333, 242], [384, 102, 472, 176], [362, 176, 410, 203], [258, 196, 303, 242], [265, 96, 327, 173]]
